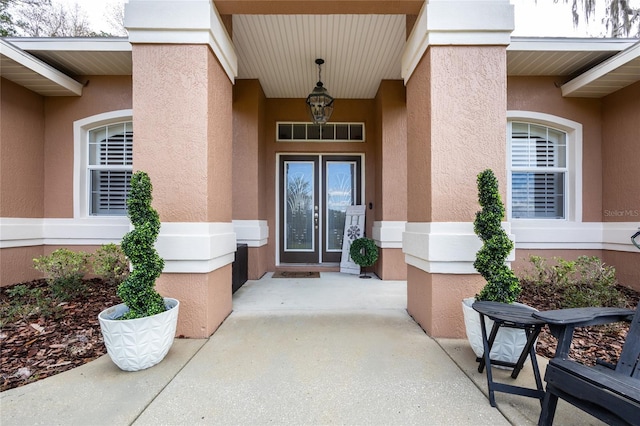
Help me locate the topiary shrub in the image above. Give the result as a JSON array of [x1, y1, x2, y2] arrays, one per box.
[[473, 169, 521, 304], [117, 171, 166, 319]]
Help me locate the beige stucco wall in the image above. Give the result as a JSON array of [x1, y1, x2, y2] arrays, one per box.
[[602, 80, 640, 289], [1, 78, 45, 218], [232, 80, 269, 279], [602, 80, 640, 221], [1, 76, 131, 286], [406, 45, 508, 337], [373, 80, 407, 280], [132, 45, 232, 222], [43, 76, 132, 218], [507, 76, 603, 222], [131, 43, 233, 337]]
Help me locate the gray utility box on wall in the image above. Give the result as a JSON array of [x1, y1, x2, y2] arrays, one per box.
[[232, 244, 248, 293]]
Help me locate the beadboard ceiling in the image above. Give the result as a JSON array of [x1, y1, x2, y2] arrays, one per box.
[[232, 14, 406, 99]]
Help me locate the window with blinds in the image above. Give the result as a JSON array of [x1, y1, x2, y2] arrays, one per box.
[[88, 122, 133, 216], [510, 122, 567, 219]]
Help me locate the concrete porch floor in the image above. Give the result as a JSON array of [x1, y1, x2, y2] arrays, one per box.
[[0, 272, 603, 425]]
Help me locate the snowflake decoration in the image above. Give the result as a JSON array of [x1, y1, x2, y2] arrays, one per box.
[[347, 226, 361, 240]]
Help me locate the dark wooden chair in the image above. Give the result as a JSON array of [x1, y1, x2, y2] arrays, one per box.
[[532, 307, 639, 426]]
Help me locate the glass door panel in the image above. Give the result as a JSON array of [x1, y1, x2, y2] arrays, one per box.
[[280, 156, 319, 263], [322, 156, 361, 263]]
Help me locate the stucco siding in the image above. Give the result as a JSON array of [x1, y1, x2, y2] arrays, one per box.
[[602, 80, 640, 223], [1, 78, 45, 218]]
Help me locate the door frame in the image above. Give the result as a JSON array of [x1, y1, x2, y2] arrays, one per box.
[[276, 152, 365, 266]]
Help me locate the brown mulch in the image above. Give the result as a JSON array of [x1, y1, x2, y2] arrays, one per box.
[[1, 277, 639, 392], [0, 278, 121, 392], [518, 283, 639, 366]]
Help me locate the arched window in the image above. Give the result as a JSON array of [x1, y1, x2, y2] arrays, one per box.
[[74, 110, 133, 218], [507, 112, 582, 222]]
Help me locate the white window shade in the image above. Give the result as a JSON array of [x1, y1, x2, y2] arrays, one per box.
[[510, 122, 568, 219], [87, 122, 133, 216]]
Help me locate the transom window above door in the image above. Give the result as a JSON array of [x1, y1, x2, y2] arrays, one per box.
[[277, 122, 365, 142]]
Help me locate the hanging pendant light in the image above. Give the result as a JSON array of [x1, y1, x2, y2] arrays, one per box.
[[306, 58, 334, 125]]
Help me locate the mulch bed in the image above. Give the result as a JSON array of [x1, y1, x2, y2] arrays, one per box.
[[518, 283, 639, 366], [0, 278, 121, 392], [1, 277, 638, 392]]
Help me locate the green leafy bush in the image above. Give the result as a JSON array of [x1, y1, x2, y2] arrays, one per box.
[[0, 284, 62, 326], [93, 243, 129, 286], [473, 169, 521, 303], [520, 255, 625, 308], [117, 171, 166, 319], [33, 248, 90, 300]]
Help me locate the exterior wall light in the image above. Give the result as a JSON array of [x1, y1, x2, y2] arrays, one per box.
[[306, 58, 334, 125]]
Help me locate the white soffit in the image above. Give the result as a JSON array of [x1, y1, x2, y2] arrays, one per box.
[[232, 14, 406, 99], [506, 38, 637, 77], [0, 39, 83, 96], [561, 40, 640, 98], [8, 38, 132, 77]]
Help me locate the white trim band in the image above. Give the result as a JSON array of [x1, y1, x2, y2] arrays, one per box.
[[124, 0, 237, 82], [0, 218, 238, 273], [403, 222, 515, 274], [232, 220, 269, 247], [372, 221, 406, 249], [513, 221, 640, 253], [156, 222, 236, 273]]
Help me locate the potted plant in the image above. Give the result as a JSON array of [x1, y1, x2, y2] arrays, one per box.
[[98, 171, 179, 371], [349, 237, 379, 278], [461, 169, 532, 364]]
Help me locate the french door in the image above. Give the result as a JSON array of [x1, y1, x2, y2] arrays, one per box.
[[279, 155, 362, 264]]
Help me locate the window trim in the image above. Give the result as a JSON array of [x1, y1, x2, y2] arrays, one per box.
[[74, 110, 133, 218], [506, 111, 582, 222]]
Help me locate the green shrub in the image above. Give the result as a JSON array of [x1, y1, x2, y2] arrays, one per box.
[[93, 243, 129, 286], [520, 255, 625, 308], [473, 169, 520, 303], [0, 284, 61, 326], [117, 171, 166, 319], [33, 248, 90, 300]]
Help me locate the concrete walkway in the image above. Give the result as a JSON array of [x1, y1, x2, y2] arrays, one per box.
[[1, 273, 601, 425]]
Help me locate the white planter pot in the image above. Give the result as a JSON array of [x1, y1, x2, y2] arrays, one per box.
[[98, 297, 179, 372], [462, 297, 535, 366]]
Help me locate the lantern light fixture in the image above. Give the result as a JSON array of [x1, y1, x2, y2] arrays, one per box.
[[305, 58, 334, 125]]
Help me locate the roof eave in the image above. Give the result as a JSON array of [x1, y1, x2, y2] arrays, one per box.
[[0, 39, 83, 96], [561, 40, 640, 98]]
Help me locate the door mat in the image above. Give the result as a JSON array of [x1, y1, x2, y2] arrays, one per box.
[[272, 271, 320, 278]]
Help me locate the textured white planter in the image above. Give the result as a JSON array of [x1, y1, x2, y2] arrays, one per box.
[[462, 297, 535, 366], [98, 297, 179, 372]]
